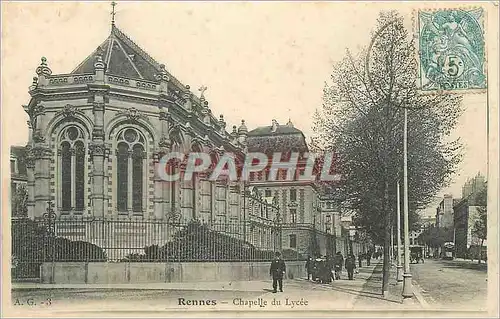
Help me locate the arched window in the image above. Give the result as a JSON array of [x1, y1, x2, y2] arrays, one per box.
[[115, 128, 146, 214], [58, 126, 86, 213]]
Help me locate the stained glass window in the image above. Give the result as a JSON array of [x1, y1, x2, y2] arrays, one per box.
[[115, 128, 147, 215], [61, 141, 72, 211], [75, 141, 85, 211], [117, 143, 129, 212], [59, 126, 86, 213]]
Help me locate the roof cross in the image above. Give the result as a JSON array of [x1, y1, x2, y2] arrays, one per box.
[[199, 85, 208, 99], [111, 1, 117, 26]]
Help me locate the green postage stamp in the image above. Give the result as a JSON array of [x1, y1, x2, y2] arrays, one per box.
[[417, 8, 487, 92]]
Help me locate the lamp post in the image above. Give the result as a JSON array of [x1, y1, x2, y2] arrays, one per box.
[[396, 180, 403, 282], [402, 107, 413, 300], [390, 224, 394, 264]]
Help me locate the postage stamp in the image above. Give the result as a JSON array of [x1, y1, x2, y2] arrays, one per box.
[[417, 8, 487, 92]]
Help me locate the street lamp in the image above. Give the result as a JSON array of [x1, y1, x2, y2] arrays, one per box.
[[402, 107, 413, 300], [396, 180, 403, 282]]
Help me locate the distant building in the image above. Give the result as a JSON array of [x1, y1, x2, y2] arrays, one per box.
[[453, 173, 487, 258], [422, 215, 436, 228], [409, 215, 436, 246], [10, 146, 28, 218], [435, 194, 454, 229]]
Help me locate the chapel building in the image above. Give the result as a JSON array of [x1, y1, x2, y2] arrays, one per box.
[[16, 20, 341, 258]]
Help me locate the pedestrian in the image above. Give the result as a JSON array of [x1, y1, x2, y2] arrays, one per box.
[[358, 252, 363, 268], [305, 256, 313, 280], [366, 250, 372, 266], [326, 255, 335, 282], [319, 256, 332, 284], [334, 251, 344, 280], [269, 251, 286, 293], [345, 254, 356, 280]]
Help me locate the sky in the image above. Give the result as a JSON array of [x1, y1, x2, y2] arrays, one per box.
[[1, 2, 489, 217]]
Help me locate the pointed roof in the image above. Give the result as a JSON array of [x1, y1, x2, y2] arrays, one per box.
[[72, 25, 163, 82]]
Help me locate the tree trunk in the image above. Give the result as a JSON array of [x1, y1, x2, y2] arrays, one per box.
[[478, 239, 484, 264], [382, 180, 391, 295]]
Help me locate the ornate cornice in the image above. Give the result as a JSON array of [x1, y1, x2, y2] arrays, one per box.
[[28, 146, 52, 160], [32, 130, 46, 143], [56, 104, 85, 120], [89, 143, 110, 158], [23, 101, 45, 131], [117, 107, 148, 123]]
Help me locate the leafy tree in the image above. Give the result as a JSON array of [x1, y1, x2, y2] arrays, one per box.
[[313, 11, 462, 294], [417, 226, 453, 248], [11, 184, 28, 218], [472, 183, 487, 263]]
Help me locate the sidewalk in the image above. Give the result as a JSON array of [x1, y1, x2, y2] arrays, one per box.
[[351, 261, 423, 310], [11, 261, 427, 311], [12, 280, 273, 292]]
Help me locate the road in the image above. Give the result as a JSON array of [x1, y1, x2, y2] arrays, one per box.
[[410, 258, 488, 311], [9, 263, 419, 314]]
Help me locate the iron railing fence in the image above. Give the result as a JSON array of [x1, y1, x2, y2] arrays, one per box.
[[11, 217, 340, 280]]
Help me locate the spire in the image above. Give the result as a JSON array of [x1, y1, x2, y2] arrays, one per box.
[[111, 1, 117, 27], [287, 118, 294, 127], [238, 120, 248, 134]]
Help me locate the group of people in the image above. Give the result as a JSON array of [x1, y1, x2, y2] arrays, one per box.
[[269, 250, 374, 293], [305, 250, 374, 283]]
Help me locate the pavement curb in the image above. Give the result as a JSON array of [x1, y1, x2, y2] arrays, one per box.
[[411, 280, 431, 309], [11, 281, 272, 292]]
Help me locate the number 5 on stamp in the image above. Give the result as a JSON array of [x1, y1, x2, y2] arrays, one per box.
[[417, 8, 487, 92]]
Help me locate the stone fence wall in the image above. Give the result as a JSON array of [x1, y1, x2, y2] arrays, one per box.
[[40, 261, 305, 284]]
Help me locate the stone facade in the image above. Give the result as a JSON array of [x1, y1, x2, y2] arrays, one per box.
[[10, 146, 28, 218], [23, 25, 252, 223], [435, 194, 454, 229], [15, 22, 341, 259]]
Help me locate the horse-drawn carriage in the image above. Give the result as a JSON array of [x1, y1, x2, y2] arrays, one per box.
[[410, 245, 425, 264]]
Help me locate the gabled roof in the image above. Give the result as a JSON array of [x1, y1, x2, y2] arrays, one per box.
[[72, 25, 163, 82], [247, 125, 303, 137], [246, 121, 309, 153]]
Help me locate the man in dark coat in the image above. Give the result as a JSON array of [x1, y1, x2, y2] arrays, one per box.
[[270, 251, 286, 293], [345, 254, 356, 280], [326, 255, 335, 282], [334, 252, 344, 280], [305, 256, 313, 280]]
